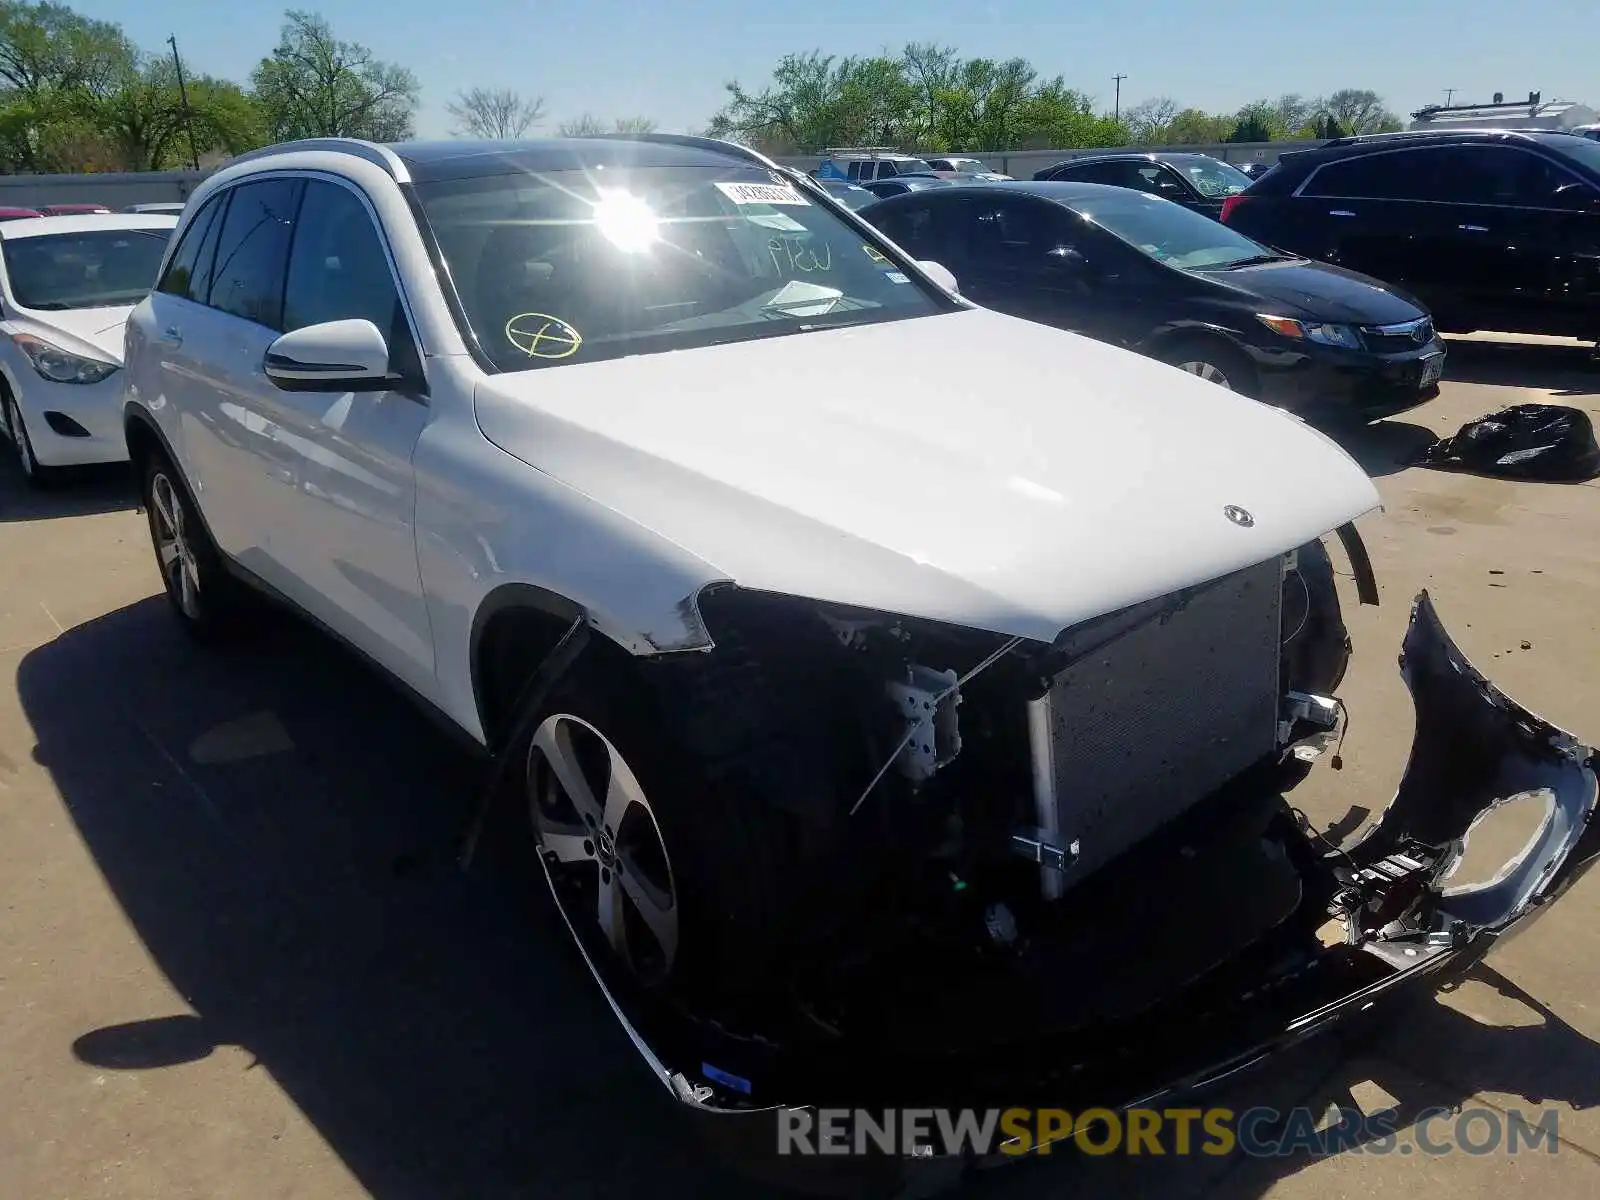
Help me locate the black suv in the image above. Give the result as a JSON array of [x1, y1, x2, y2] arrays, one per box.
[[1220, 130, 1600, 341]]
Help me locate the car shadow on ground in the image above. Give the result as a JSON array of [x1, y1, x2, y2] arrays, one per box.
[[1441, 339, 1599, 398], [0, 459, 138, 522], [1319, 418, 1436, 478], [19, 601, 1600, 1199]]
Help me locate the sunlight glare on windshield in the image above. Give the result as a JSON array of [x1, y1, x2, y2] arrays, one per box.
[[593, 188, 660, 252]]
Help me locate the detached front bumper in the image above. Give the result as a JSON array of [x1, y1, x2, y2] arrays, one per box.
[[572, 593, 1599, 1188]]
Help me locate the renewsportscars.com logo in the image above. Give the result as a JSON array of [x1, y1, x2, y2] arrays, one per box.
[[777, 1105, 1562, 1158]]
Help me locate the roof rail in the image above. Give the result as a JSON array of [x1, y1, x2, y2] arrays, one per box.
[[589, 131, 784, 172], [821, 146, 904, 157], [223, 137, 411, 182]]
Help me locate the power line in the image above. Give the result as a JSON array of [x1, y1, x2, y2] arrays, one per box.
[[1113, 74, 1128, 123]]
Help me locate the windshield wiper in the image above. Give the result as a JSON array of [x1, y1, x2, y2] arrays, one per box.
[[1220, 253, 1297, 270]]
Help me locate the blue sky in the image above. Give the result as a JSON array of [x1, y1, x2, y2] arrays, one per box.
[[78, 1, 1591, 139]]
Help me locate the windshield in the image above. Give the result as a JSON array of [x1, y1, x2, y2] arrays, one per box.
[[2, 228, 171, 310], [1179, 157, 1254, 199], [1544, 134, 1600, 175], [1075, 190, 1281, 269], [416, 165, 947, 372], [947, 159, 988, 173]]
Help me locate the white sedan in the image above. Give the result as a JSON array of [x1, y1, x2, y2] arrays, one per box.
[[0, 213, 177, 485]]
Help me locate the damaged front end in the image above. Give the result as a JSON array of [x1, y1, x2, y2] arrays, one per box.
[[537, 548, 1599, 1189]]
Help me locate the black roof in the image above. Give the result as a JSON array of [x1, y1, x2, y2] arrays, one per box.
[[865, 180, 1131, 206], [1042, 151, 1240, 169], [1300, 127, 1586, 158], [385, 136, 759, 183]]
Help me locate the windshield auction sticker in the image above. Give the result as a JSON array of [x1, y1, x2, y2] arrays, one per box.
[[715, 181, 811, 206]]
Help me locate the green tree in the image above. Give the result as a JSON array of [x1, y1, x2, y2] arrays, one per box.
[[0, 1, 137, 170], [1164, 107, 1233, 144], [1228, 101, 1279, 143], [707, 47, 1129, 154], [250, 10, 418, 142], [91, 58, 263, 170]]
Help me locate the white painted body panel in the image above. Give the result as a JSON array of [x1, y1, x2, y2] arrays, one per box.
[[124, 144, 1381, 749], [471, 308, 1380, 643]]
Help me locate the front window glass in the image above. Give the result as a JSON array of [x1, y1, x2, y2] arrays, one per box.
[[1074, 190, 1279, 269], [1179, 157, 1254, 198], [3, 228, 172, 310], [417, 165, 948, 372]]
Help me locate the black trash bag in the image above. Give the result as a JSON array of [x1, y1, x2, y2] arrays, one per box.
[[1408, 404, 1600, 482]]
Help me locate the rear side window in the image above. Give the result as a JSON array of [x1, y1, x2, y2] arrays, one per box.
[[1306, 145, 1588, 207], [156, 192, 225, 302], [872, 201, 942, 257], [1301, 152, 1417, 200], [967, 197, 1057, 262], [208, 177, 304, 330]]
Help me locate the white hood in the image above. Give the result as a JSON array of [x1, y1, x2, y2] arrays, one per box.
[[474, 309, 1381, 642], [8, 305, 133, 363]]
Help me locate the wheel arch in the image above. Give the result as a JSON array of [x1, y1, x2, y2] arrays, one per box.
[[470, 584, 639, 750]]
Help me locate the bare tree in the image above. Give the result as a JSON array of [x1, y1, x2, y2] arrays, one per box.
[[559, 113, 656, 136], [558, 112, 608, 137], [1122, 96, 1178, 144], [446, 86, 545, 139]]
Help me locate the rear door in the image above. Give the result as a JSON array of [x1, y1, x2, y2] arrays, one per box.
[[175, 176, 307, 568], [1292, 148, 1448, 300]]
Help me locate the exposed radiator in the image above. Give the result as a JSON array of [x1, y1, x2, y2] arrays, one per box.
[[1027, 557, 1285, 897]]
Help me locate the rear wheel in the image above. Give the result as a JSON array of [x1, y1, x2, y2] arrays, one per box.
[[1157, 336, 1258, 398], [140, 453, 251, 641]]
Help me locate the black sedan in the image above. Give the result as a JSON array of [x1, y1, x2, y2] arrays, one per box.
[[1032, 152, 1254, 219], [859, 181, 1447, 420]]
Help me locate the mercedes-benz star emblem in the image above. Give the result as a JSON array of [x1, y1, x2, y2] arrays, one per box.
[[1223, 505, 1255, 528]]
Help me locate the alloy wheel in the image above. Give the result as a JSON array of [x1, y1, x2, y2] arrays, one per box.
[[1177, 360, 1234, 390], [8, 398, 35, 478], [150, 472, 202, 620], [527, 713, 679, 985]]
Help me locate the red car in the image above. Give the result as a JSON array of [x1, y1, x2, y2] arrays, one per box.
[[37, 203, 111, 216], [0, 206, 42, 221]]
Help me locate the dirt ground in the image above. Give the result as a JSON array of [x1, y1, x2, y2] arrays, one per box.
[[1, 335, 1598, 1199]]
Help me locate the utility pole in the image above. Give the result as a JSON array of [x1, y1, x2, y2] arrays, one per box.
[[168, 34, 201, 172], [1443, 88, 1457, 107], [1113, 74, 1128, 123]]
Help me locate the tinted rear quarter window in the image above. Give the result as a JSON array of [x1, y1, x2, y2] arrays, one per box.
[[208, 177, 304, 329], [157, 192, 225, 302], [1302, 151, 1417, 200]]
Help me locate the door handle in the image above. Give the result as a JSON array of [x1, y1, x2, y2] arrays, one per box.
[[1328, 209, 1357, 217], [1458, 224, 1489, 233]]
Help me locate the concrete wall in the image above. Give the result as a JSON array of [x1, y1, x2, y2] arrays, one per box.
[[0, 139, 1323, 208], [0, 169, 211, 210]]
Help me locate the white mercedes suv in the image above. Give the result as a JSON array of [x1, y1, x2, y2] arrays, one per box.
[[121, 134, 1597, 1175]]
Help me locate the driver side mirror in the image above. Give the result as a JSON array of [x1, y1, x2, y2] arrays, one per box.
[[264, 319, 396, 392], [916, 259, 960, 294]]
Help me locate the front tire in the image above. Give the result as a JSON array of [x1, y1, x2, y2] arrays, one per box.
[[5, 393, 61, 489], [140, 453, 249, 641], [514, 660, 795, 1018]]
